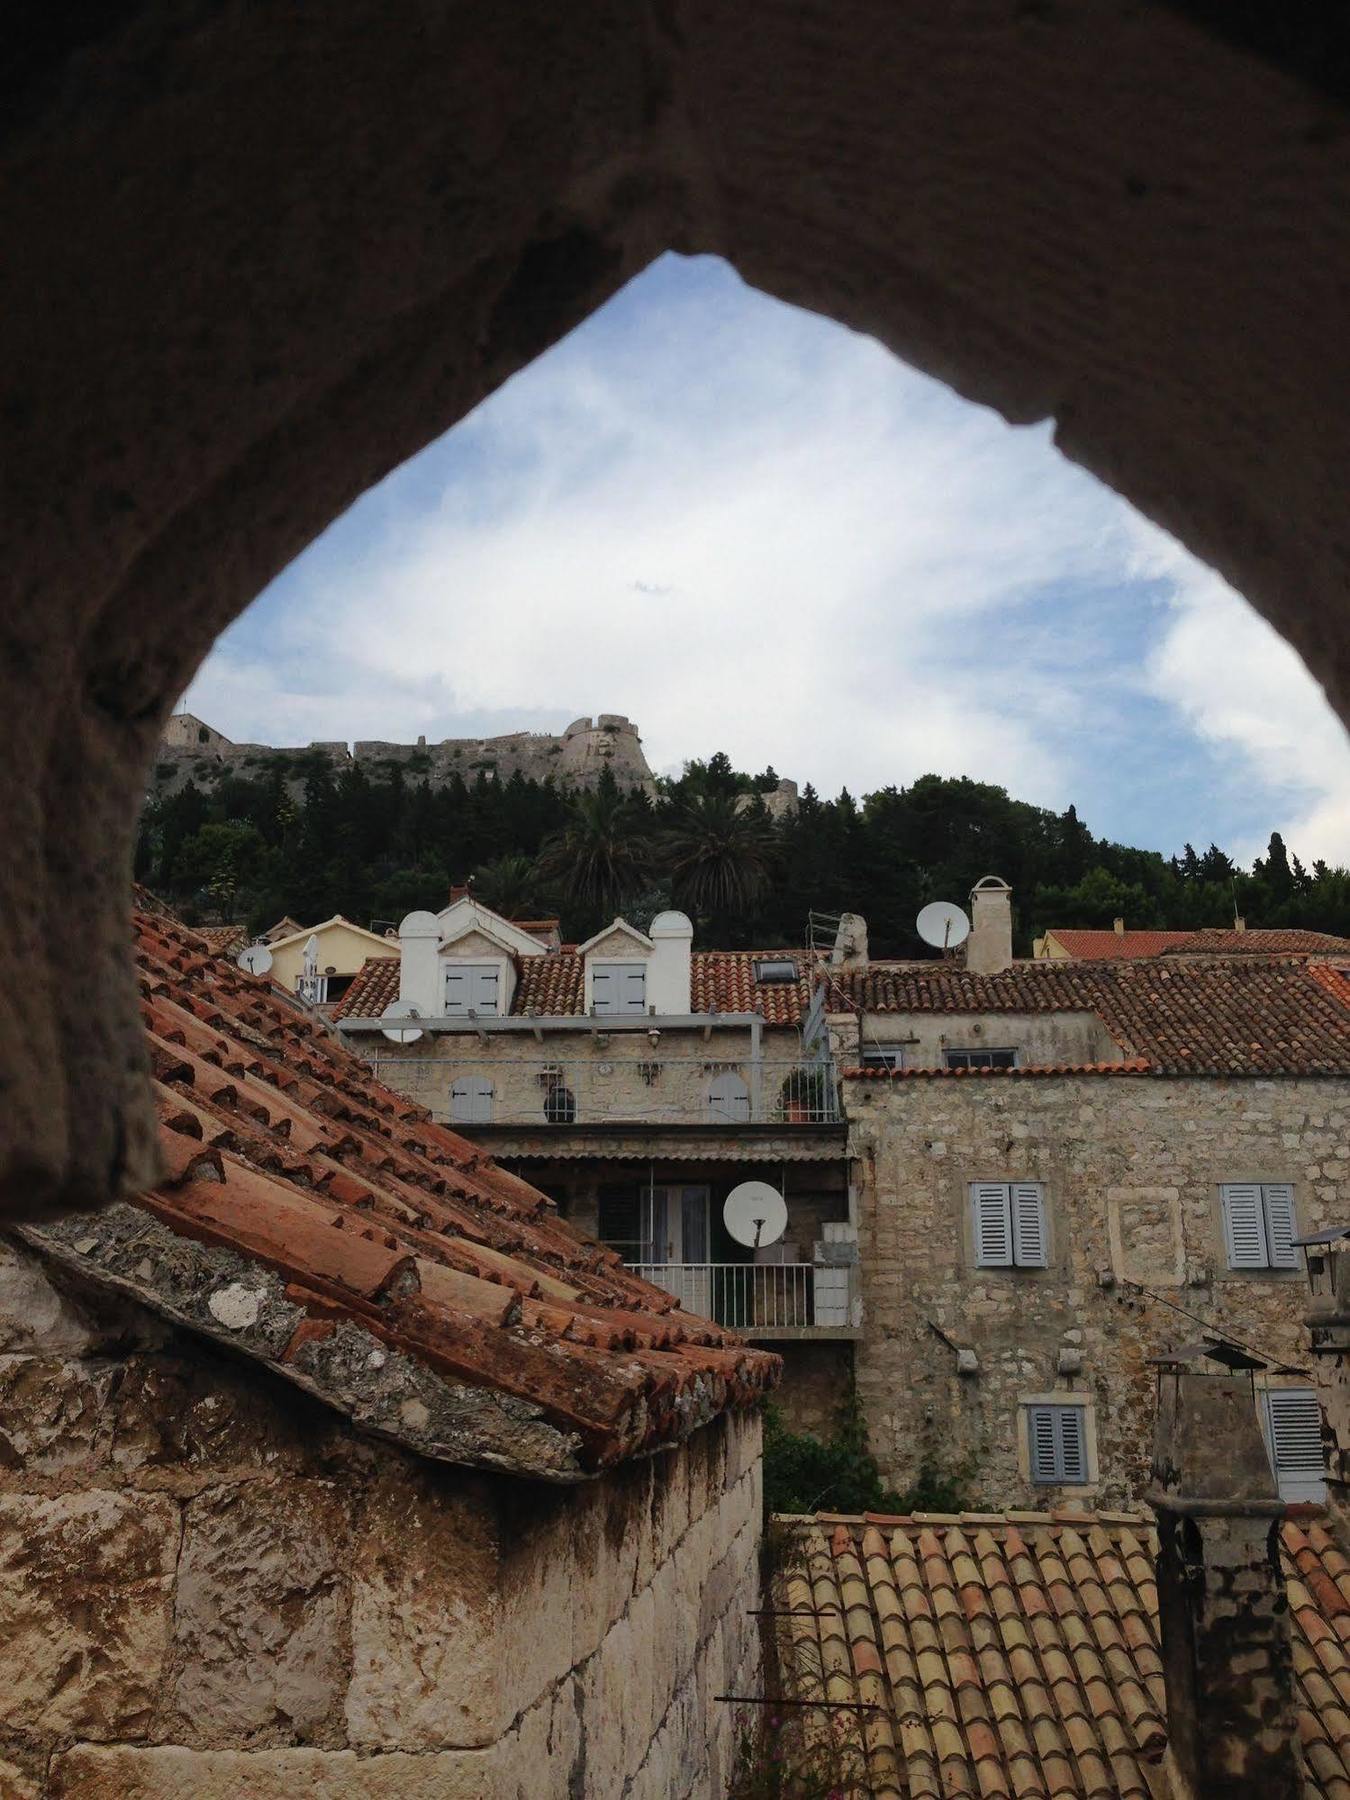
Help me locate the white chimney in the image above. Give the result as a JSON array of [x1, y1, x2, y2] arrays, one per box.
[[647, 911, 693, 1014], [830, 912, 869, 969], [966, 877, 1013, 974], [398, 910, 442, 1016]]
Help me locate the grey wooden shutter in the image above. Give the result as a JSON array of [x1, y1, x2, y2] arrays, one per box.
[[1027, 1407, 1058, 1482], [444, 966, 469, 1014], [450, 1076, 493, 1124], [593, 963, 647, 1015], [1222, 1184, 1269, 1268], [1262, 1184, 1299, 1269], [469, 965, 500, 1015], [1057, 1407, 1087, 1483], [706, 1071, 751, 1123], [1265, 1389, 1325, 1501], [972, 1185, 1013, 1266], [1011, 1184, 1048, 1267]]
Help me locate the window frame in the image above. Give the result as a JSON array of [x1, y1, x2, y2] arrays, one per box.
[[944, 1046, 1018, 1071], [1220, 1182, 1299, 1272], [860, 1045, 907, 1071], [1026, 1403, 1090, 1485], [971, 1182, 1049, 1268]]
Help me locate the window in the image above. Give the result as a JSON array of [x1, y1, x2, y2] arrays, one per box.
[[444, 962, 500, 1016], [706, 1070, 751, 1123], [972, 1183, 1047, 1267], [1263, 1388, 1326, 1502], [1027, 1404, 1089, 1484], [861, 1045, 906, 1071], [945, 1047, 1016, 1070], [543, 1082, 576, 1124], [1221, 1183, 1298, 1270], [591, 962, 647, 1015], [449, 1076, 493, 1124], [753, 958, 798, 985]]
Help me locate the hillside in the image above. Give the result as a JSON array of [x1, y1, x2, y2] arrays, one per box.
[[133, 747, 1350, 956]]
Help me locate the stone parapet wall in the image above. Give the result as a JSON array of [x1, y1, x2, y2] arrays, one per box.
[[845, 1073, 1350, 1508], [0, 1245, 761, 1798]]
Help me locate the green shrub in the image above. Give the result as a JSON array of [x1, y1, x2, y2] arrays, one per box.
[[761, 1391, 975, 1518]]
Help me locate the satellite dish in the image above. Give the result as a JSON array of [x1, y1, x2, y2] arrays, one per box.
[[917, 901, 971, 951], [236, 942, 273, 977], [723, 1181, 788, 1250], [380, 1001, 424, 1045]]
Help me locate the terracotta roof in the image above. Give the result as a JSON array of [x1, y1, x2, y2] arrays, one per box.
[[1046, 927, 1350, 961], [20, 914, 777, 1482], [847, 1059, 1154, 1081], [332, 955, 399, 1020], [195, 922, 248, 957], [830, 957, 1350, 1076], [772, 1509, 1350, 1800]]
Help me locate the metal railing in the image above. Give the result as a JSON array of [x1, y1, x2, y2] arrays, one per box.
[[626, 1261, 856, 1333], [361, 1053, 843, 1128]]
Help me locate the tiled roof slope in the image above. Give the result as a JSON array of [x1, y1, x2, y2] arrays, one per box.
[[22, 914, 778, 1482], [773, 1510, 1350, 1800], [1046, 927, 1350, 960], [831, 957, 1350, 1076], [1044, 929, 1195, 960], [336, 949, 813, 1025]]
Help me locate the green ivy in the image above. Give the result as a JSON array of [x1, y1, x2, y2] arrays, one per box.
[[761, 1389, 975, 1519]]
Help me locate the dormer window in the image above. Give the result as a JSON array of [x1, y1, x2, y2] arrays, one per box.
[[753, 958, 797, 984], [444, 963, 500, 1016], [592, 963, 647, 1016]]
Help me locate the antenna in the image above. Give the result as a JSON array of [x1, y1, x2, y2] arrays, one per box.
[[380, 1001, 424, 1045], [236, 942, 273, 978], [722, 1181, 788, 1250], [916, 901, 971, 952]]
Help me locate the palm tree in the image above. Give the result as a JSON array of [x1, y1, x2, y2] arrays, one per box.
[[661, 793, 778, 921], [469, 853, 548, 919], [537, 786, 653, 917]]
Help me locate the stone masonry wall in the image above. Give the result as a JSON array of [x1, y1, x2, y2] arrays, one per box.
[[846, 1073, 1350, 1510], [0, 1243, 762, 1799]]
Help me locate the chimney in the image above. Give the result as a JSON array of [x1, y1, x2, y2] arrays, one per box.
[[965, 877, 1013, 974], [647, 911, 693, 1013], [830, 913, 868, 970], [1301, 1227, 1350, 1536], [1113, 916, 1126, 935], [397, 910, 442, 1017], [1235, 915, 1247, 933], [1149, 1361, 1298, 1800]]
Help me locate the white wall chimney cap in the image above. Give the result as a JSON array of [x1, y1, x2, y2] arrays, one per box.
[[398, 910, 441, 939], [649, 910, 693, 939]]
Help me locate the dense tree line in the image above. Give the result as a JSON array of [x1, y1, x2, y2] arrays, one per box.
[[135, 749, 1350, 955]]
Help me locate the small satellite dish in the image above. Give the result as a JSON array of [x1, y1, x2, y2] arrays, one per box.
[[236, 942, 273, 977], [380, 1001, 424, 1045], [723, 1181, 788, 1250], [917, 901, 971, 951]]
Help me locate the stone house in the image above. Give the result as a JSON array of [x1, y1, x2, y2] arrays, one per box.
[[334, 896, 856, 1436], [1035, 922, 1350, 961], [825, 884, 1350, 1510], [0, 909, 777, 1797]]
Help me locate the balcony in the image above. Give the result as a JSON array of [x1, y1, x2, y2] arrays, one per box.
[[364, 1052, 843, 1130], [625, 1260, 860, 1340]]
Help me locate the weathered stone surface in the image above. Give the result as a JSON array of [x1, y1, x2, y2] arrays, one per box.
[[0, 1490, 177, 1739], [165, 1480, 349, 1746], [0, 1243, 98, 1355]]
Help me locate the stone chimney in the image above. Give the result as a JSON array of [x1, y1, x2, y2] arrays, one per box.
[[830, 913, 868, 970], [1302, 1227, 1350, 1536], [965, 877, 1013, 974], [1149, 1363, 1298, 1800], [1113, 916, 1125, 935]]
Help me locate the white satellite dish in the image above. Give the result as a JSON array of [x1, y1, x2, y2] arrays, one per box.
[[723, 1181, 788, 1250], [380, 1001, 424, 1045], [236, 942, 273, 977], [916, 901, 971, 951]]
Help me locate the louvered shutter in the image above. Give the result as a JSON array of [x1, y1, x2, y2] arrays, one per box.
[[1265, 1389, 1326, 1501], [1057, 1407, 1088, 1483], [972, 1185, 1013, 1266], [1027, 1407, 1058, 1483], [1222, 1184, 1269, 1268], [1011, 1184, 1048, 1267], [1262, 1184, 1299, 1269]]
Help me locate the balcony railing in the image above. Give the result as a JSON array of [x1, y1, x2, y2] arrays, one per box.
[[626, 1261, 858, 1337], [362, 1053, 843, 1129]]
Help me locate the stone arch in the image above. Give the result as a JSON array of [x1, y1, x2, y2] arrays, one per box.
[[3, 4, 1349, 1211]]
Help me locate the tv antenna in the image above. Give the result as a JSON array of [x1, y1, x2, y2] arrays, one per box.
[[916, 901, 971, 954], [722, 1180, 788, 1250], [236, 942, 273, 978], [380, 1002, 425, 1046]]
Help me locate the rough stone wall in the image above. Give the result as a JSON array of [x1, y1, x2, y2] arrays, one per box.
[[0, 1243, 762, 1799], [830, 1009, 1122, 1069], [769, 1341, 855, 1439], [846, 1073, 1349, 1508]]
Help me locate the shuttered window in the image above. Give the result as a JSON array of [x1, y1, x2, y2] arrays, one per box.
[[444, 963, 500, 1016], [1221, 1183, 1299, 1270], [1264, 1388, 1326, 1502], [1027, 1405, 1089, 1484], [592, 962, 647, 1015], [449, 1077, 494, 1123], [706, 1070, 751, 1123], [972, 1183, 1048, 1267]]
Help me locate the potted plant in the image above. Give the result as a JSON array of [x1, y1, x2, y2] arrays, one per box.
[[779, 1066, 832, 1123]]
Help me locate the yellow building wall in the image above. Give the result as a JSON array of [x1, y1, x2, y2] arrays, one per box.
[[270, 921, 395, 993]]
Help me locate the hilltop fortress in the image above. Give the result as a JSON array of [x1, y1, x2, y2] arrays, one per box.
[[156, 712, 658, 794]]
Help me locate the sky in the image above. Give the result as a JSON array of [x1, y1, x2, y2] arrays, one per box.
[[183, 253, 1350, 869]]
